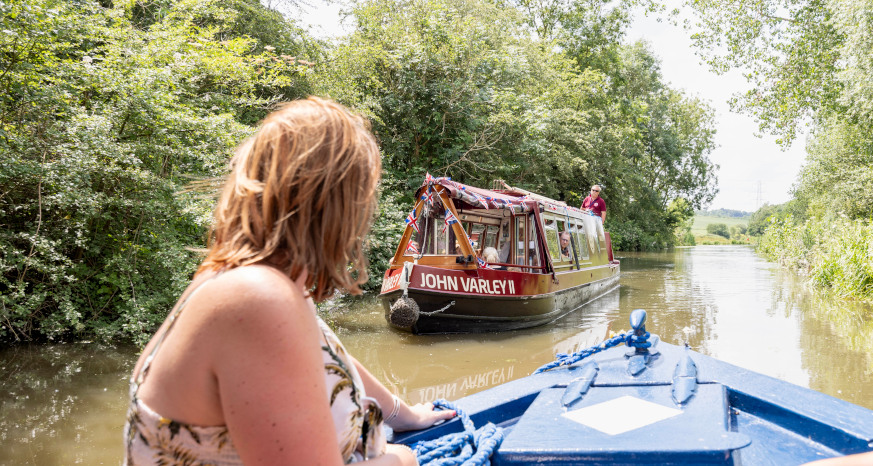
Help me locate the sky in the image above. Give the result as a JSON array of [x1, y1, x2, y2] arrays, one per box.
[[299, 1, 808, 212], [624, 6, 808, 212]]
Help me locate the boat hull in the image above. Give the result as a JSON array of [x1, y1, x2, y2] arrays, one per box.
[[380, 264, 620, 334], [392, 340, 873, 465]]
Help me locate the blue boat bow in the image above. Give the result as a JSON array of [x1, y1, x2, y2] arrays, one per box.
[[394, 310, 873, 465]]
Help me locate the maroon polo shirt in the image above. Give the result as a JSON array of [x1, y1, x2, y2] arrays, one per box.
[[581, 195, 606, 218]]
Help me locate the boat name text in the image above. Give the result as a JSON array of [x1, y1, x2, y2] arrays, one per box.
[[381, 272, 403, 293], [411, 365, 515, 404], [419, 273, 515, 294]]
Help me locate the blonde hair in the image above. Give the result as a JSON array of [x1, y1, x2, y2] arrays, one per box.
[[482, 247, 499, 263], [199, 97, 381, 302]]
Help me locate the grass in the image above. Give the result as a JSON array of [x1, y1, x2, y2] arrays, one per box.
[[758, 217, 873, 300], [691, 215, 750, 236], [689, 214, 753, 245]]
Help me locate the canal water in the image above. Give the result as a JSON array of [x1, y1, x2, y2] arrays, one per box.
[[2, 246, 872, 465]]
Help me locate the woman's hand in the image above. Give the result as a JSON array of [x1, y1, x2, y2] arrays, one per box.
[[390, 401, 456, 432]]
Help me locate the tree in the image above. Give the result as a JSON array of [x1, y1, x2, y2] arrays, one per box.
[[687, 0, 873, 224], [0, 0, 316, 342], [729, 224, 747, 237], [706, 223, 729, 238], [687, 0, 843, 145]]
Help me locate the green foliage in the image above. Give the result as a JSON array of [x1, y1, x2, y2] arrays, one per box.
[[706, 223, 729, 238], [0, 0, 315, 343], [688, 0, 873, 227], [748, 201, 806, 236], [688, 0, 843, 145], [729, 224, 747, 237], [324, 0, 717, 252], [363, 177, 407, 290], [680, 232, 696, 246], [794, 117, 873, 219], [758, 217, 873, 300], [1, 0, 721, 342]]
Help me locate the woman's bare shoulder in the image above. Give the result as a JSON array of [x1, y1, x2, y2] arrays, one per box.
[[210, 265, 300, 302], [192, 265, 315, 332]]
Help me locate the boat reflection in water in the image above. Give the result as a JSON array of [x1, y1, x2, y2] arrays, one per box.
[[389, 288, 621, 404]]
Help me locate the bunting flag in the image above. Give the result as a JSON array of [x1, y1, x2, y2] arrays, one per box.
[[406, 241, 420, 254], [425, 172, 434, 184], [469, 190, 489, 209], [440, 209, 458, 235], [405, 209, 420, 233], [424, 188, 435, 207], [477, 256, 489, 268], [445, 209, 459, 226]]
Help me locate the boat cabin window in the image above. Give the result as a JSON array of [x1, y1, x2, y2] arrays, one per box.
[[481, 225, 499, 250], [403, 206, 510, 257], [526, 215, 541, 268], [511, 214, 540, 268], [404, 213, 449, 255], [515, 215, 526, 266], [543, 217, 561, 264], [555, 219, 575, 270], [401, 204, 543, 268], [543, 214, 579, 270], [497, 219, 511, 263], [572, 218, 590, 261], [468, 223, 485, 251]]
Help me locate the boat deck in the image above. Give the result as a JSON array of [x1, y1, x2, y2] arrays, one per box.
[[394, 339, 873, 464]]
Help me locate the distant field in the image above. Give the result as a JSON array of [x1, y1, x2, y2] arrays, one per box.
[[691, 215, 750, 235]]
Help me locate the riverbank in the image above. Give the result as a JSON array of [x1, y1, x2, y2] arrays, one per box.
[[758, 216, 873, 302]]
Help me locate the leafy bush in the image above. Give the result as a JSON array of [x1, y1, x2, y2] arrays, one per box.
[[0, 0, 314, 343], [706, 223, 729, 238], [758, 217, 872, 300]]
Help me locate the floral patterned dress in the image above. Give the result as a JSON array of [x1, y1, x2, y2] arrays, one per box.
[[123, 276, 386, 465]]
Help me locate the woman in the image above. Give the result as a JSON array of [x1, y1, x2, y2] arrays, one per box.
[[124, 97, 454, 465]]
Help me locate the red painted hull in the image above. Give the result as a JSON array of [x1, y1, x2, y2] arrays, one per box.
[[379, 263, 620, 334]]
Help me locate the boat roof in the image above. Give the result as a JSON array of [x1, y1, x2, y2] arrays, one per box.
[[418, 176, 591, 217]]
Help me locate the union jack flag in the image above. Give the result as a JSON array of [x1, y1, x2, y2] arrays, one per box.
[[440, 209, 459, 234], [405, 209, 419, 233], [422, 187, 435, 207], [445, 210, 458, 226], [406, 241, 419, 254], [469, 190, 489, 209], [425, 172, 434, 184], [477, 256, 492, 269]]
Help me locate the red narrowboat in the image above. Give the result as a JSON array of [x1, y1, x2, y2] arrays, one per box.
[[379, 176, 620, 334]]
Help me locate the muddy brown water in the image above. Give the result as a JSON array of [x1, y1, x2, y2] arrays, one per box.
[[2, 246, 872, 465]]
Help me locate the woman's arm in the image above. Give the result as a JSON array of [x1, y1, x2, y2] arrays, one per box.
[[352, 357, 457, 432], [210, 268, 419, 465], [211, 268, 346, 465]]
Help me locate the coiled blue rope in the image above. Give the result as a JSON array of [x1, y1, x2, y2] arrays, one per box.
[[532, 330, 652, 374], [406, 331, 651, 464], [409, 399, 504, 466]]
